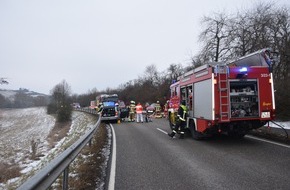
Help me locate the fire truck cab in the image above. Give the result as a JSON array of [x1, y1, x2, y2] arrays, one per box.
[[168, 48, 278, 139]]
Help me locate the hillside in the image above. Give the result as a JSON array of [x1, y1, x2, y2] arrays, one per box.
[[0, 88, 48, 100], [0, 89, 49, 108], [0, 107, 100, 189]]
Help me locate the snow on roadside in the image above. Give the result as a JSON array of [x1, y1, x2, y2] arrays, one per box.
[[0, 107, 97, 189], [0, 107, 55, 165], [266, 121, 290, 129]]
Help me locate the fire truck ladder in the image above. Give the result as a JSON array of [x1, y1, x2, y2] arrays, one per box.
[[218, 65, 230, 122]]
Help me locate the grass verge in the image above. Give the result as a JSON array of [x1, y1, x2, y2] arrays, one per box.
[[52, 123, 110, 190]]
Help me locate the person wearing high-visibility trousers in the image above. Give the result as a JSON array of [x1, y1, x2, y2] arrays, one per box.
[[155, 101, 162, 118], [129, 100, 136, 122], [136, 102, 144, 123], [168, 100, 187, 139]]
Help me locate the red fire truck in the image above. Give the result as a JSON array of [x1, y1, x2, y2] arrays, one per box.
[[168, 48, 278, 139]]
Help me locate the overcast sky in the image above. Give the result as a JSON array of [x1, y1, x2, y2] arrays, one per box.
[[1, 0, 289, 95]]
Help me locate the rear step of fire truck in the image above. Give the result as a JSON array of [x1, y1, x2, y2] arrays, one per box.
[[218, 65, 230, 122]]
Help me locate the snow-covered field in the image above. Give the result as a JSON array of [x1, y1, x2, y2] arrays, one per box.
[[0, 107, 97, 189], [0, 108, 55, 165], [268, 120, 290, 130]]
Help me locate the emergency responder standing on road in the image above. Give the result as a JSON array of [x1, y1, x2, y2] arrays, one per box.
[[155, 101, 162, 118], [97, 103, 103, 114], [129, 100, 136, 122], [168, 100, 187, 139], [163, 100, 169, 118], [135, 102, 143, 123]]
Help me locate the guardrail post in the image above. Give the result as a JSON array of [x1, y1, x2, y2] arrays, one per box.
[[63, 166, 69, 190]]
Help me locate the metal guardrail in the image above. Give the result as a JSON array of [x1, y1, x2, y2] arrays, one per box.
[[76, 107, 98, 115], [17, 109, 101, 190]]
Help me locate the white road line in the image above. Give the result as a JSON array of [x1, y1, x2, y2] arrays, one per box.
[[157, 128, 168, 134], [246, 135, 290, 149], [108, 124, 116, 190]]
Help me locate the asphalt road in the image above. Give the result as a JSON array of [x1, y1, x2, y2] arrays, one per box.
[[112, 118, 290, 190]]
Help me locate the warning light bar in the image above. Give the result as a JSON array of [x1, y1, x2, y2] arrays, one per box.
[[239, 67, 248, 72], [236, 67, 248, 79]]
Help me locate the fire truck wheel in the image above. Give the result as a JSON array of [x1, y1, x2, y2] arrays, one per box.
[[189, 120, 203, 140]]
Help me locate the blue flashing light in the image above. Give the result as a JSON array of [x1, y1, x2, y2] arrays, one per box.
[[103, 101, 115, 107], [239, 67, 248, 72]]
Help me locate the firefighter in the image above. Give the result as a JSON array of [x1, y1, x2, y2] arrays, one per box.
[[135, 102, 143, 123], [168, 100, 187, 139], [163, 100, 169, 118], [129, 100, 136, 121], [155, 101, 161, 118], [97, 103, 103, 114]]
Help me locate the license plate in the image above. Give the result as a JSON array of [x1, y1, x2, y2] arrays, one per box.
[[261, 112, 270, 118]]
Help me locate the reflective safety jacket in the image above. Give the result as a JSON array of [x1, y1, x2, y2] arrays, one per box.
[[136, 104, 143, 114], [177, 104, 187, 121], [129, 103, 136, 113], [155, 103, 161, 112], [97, 104, 103, 113]]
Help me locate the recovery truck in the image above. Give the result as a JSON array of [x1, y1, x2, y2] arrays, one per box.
[[168, 48, 278, 139]]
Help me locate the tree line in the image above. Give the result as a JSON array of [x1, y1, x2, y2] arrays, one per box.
[[71, 63, 183, 109], [73, 3, 289, 120]]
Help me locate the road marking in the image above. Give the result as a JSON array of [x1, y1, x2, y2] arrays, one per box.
[[157, 128, 168, 134], [108, 124, 116, 190], [246, 135, 290, 149]]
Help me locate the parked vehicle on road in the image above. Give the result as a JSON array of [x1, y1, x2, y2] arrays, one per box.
[[168, 48, 278, 139], [95, 94, 120, 122]]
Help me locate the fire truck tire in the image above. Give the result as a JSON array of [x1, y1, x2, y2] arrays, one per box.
[[189, 120, 203, 140]]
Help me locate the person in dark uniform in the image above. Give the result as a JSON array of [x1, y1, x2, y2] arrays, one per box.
[[97, 103, 103, 114], [168, 100, 187, 139]]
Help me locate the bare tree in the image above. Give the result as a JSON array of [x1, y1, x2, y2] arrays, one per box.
[[229, 12, 254, 58], [247, 3, 273, 50], [270, 7, 290, 80], [143, 64, 160, 86], [167, 63, 183, 82], [51, 80, 71, 106], [268, 6, 290, 120], [199, 12, 231, 62], [48, 80, 72, 122]]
